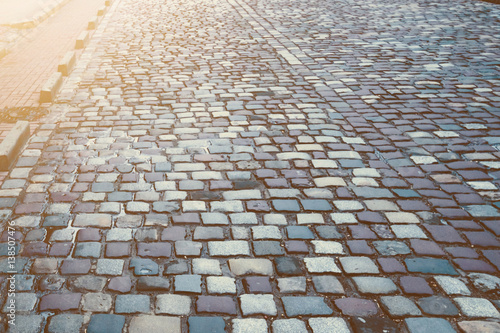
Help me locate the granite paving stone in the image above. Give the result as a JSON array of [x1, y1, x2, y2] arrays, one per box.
[[129, 258, 159, 276], [304, 257, 341, 273], [405, 318, 456, 333], [416, 296, 459, 316], [350, 317, 399, 333], [243, 276, 273, 293], [239, 294, 277, 316], [308, 318, 351, 333], [454, 297, 500, 318], [312, 275, 345, 294], [82, 293, 113, 312], [87, 314, 125, 333], [39, 293, 82, 311], [272, 319, 308, 333], [405, 258, 458, 275], [6, 315, 44, 333], [3, 293, 37, 312], [156, 294, 191, 315], [206, 276, 237, 294], [192, 258, 222, 275], [128, 316, 181, 333], [69, 276, 107, 292], [380, 296, 422, 317], [282, 296, 333, 317], [137, 276, 171, 291], [174, 275, 202, 294], [334, 297, 379, 316], [188, 317, 226, 333], [353, 276, 398, 294], [468, 273, 500, 293], [434, 276, 471, 295], [458, 321, 500, 333], [232, 319, 267, 333], [399, 276, 434, 295], [229, 259, 273, 275], [208, 241, 250, 256], [108, 276, 133, 293], [339, 257, 379, 274], [47, 314, 84, 333], [196, 296, 237, 315], [277, 277, 307, 293], [115, 295, 151, 314]]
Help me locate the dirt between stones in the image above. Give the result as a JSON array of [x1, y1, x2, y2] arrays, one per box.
[[0, 106, 49, 122]]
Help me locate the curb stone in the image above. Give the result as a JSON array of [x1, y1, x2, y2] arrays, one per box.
[[57, 51, 76, 76], [40, 72, 63, 103], [0, 121, 30, 171], [75, 30, 89, 49], [97, 6, 107, 16], [87, 16, 99, 30], [38, 0, 113, 105]]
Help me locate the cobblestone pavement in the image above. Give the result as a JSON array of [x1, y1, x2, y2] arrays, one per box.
[[1, 0, 500, 331]]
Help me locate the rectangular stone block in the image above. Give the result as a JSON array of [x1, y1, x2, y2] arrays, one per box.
[[58, 51, 76, 76], [73, 214, 112, 228], [0, 121, 30, 171], [87, 16, 98, 30], [97, 6, 107, 16], [75, 31, 89, 49], [208, 241, 250, 256], [40, 72, 63, 103]]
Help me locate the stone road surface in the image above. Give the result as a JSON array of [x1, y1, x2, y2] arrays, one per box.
[[0, 0, 500, 332]]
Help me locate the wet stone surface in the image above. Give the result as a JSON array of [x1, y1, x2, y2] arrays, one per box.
[[0, 0, 499, 331]]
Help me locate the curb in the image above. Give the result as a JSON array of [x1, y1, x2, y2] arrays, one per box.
[[39, 0, 113, 103], [97, 6, 107, 16], [0, 121, 30, 171], [75, 30, 89, 49], [57, 51, 76, 76], [40, 72, 63, 103], [87, 16, 99, 30], [39, 0, 113, 102]]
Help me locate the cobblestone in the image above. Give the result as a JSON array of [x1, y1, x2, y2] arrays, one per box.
[[380, 296, 422, 317], [156, 294, 191, 315], [282, 296, 333, 317], [272, 319, 308, 333], [308, 318, 350, 333], [206, 276, 236, 294], [417, 296, 459, 316], [405, 318, 456, 333], [128, 316, 180, 333], [174, 274, 202, 294], [47, 314, 84, 333], [240, 294, 277, 316], [87, 314, 125, 333], [188, 317, 226, 333], [115, 295, 150, 314], [454, 297, 500, 318], [232, 319, 267, 333]]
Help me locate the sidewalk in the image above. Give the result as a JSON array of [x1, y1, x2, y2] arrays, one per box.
[[0, 0, 71, 59], [0, 0, 104, 109]]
